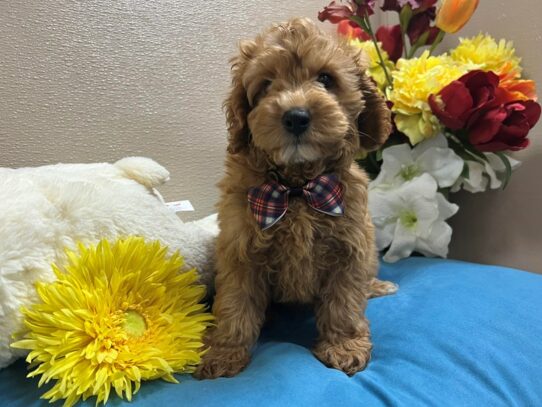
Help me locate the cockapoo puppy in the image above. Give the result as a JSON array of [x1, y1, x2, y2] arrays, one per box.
[[196, 18, 395, 379]]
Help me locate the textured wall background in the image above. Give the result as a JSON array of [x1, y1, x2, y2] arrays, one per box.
[[0, 0, 321, 221], [1, 1, 541, 271]]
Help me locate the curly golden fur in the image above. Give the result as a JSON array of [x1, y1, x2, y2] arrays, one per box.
[[195, 18, 395, 379]]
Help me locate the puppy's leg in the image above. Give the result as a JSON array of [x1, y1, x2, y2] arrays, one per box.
[[368, 278, 398, 299], [313, 252, 374, 375], [195, 259, 268, 379]]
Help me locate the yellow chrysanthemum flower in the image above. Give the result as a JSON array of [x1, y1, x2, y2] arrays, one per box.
[[389, 51, 468, 145], [451, 33, 536, 100], [451, 33, 521, 81], [12, 237, 213, 407], [351, 39, 395, 93]]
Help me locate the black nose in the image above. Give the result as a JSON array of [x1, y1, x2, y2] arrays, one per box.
[[282, 108, 311, 136]]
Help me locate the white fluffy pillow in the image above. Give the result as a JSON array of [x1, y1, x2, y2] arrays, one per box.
[[0, 157, 217, 368]]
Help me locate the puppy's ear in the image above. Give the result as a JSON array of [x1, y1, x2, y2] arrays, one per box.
[[355, 56, 392, 152], [224, 40, 255, 155]]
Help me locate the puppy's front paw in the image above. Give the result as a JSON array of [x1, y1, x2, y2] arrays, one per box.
[[368, 278, 398, 299], [194, 345, 250, 379], [313, 335, 372, 375]]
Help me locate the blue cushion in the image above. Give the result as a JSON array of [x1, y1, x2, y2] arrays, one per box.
[[2, 257, 542, 406]]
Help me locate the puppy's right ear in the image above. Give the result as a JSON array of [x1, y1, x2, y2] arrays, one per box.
[[224, 40, 256, 155]]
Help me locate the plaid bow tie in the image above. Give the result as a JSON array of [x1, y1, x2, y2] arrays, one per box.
[[248, 174, 345, 230]]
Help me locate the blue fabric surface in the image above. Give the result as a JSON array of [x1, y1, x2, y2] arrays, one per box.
[[2, 257, 542, 407]]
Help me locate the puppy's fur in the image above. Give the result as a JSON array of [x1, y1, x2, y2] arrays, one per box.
[[196, 18, 394, 378]]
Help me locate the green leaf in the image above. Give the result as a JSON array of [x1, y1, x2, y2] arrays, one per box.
[[357, 151, 383, 181], [495, 152, 513, 190], [463, 142, 489, 163], [408, 31, 430, 58], [349, 16, 369, 32], [399, 5, 413, 33], [428, 30, 445, 55], [368, 151, 381, 170], [449, 143, 473, 162], [415, 31, 430, 47], [448, 135, 489, 164], [438, 187, 451, 199], [460, 162, 470, 180]]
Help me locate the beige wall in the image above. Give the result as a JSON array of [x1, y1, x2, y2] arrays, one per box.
[[1, 1, 541, 272], [0, 0, 322, 220]]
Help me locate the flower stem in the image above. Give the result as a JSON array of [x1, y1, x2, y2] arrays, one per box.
[[428, 30, 445, 55], [399, 6, 413, 58], [400, 25, 409, 58], [407, 31, 430, 58], [360, 13, 394, 90], [407, 44, 420, 58]]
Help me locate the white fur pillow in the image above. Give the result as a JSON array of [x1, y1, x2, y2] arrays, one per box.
[[0, 157, 217, 369]]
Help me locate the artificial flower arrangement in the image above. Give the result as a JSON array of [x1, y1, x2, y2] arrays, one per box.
[[318, 0, 541, 262]]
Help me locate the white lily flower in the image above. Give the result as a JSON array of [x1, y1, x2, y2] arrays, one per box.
[[372, 134, 464, 189], [451, 153, 521, 193], [369, 174, 459, 263]]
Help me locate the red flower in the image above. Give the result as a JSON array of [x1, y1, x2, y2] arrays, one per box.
[[469, 101, 541, 152], [337, 19, 370, 40], [380, 1, 438, 47], [381, 0, 437, 13], [318, 1, 354, 24], [429, 70, 500, 130], [355, 0, 377, 17], [318, 0, 376, 24], [407, 7, 436, 44], [381, 0, 402, 11], [412, 0, 438, 13], [425, 26, 441, 45], [376, 25, 403, 62], [429, 70, 541, 152]]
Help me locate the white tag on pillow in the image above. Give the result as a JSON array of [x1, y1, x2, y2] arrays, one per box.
[[165, 200, 194, 212]]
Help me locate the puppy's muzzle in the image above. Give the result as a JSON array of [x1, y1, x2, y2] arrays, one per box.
[[282, 108, 311, 137]]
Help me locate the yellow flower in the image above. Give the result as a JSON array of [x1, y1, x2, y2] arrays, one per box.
[[389, 51, 467, 145], [451, 33, 522, 81], [351, 39, 395, 93], [11, 237, 213, 407], [451, 33, 537, 100]]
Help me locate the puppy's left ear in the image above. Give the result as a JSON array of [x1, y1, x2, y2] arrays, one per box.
[[356, 60, 392, 152], [224, 40, 256, 155]]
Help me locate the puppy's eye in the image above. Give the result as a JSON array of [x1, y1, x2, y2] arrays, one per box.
[[262, 79, 271, 90], [316, 73, 333, 89], [254, 80, 272, 104]]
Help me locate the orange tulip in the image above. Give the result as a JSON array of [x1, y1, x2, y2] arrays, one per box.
[[435, 0, 479, 33]]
